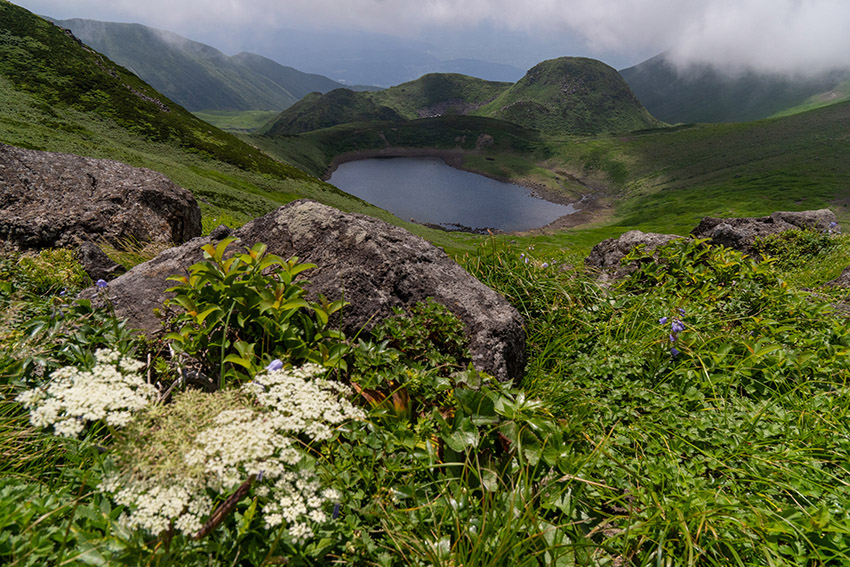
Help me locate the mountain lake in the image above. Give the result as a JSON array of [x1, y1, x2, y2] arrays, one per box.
[[328, 157, 577, 232]]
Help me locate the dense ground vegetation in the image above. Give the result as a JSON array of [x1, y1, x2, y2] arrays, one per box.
[[3, 228, 850, 566]]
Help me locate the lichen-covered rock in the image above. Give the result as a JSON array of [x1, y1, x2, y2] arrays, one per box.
[[691, 209, 838, 255], [0, 143, 201, 250], [585, 229, 683, 281], [83, 200, 526, 381]]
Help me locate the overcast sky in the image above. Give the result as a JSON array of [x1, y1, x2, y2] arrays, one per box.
[[10, 0, 850, 75]]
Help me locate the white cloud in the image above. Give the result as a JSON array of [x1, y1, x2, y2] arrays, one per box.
[[11, 0, 850, 74]]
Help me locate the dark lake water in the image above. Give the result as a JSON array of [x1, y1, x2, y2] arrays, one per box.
[[328, 157, 577, 232]]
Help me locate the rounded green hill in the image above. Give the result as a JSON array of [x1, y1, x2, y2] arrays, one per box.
[[478, 57, 662, 135]]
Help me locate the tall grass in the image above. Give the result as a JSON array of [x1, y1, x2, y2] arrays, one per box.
[[460, 232, 850, 565]]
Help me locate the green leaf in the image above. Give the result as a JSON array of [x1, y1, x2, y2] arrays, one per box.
[[223, 354, 252, 370], [442, 415, 479, 452], [195, 306, 221, 325]]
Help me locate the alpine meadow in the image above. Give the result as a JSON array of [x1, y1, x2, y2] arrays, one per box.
[[3, 1, 850, 566]]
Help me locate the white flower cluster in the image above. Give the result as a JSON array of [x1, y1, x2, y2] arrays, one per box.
[[104, 363, 363, 542], [16, 349, 157, 438], [101, 475, 212, 536], [246, 363, 365, 441]]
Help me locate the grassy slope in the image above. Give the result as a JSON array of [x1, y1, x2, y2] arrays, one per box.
[[477, 57, 661, 135], [0, 2, 466, 252], [588, 101, 850, 232], [53, 18, 343, 112], [620, 53, 850, 123], [191, 110, 280, 134], [258, 73, 508, 137], [770, 78, 850, 118]]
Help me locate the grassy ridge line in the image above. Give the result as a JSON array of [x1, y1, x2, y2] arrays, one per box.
[[262, 58, 661, 137], [52, 19, 347, 113], [770, 79, 850, 118], [620, 52, 850, 123]]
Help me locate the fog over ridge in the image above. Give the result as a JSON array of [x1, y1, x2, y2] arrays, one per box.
[[11, 0, 850, 76]]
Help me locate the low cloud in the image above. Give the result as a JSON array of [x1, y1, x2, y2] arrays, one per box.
[[14, 0, 850, 74]]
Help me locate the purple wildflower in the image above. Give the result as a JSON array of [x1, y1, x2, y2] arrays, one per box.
[[671, 319, 685, 333], [95, 279, 108, 289], [671, 347, 680, 357], [265, 359, 283, 372], [332, 502, 341, 520], [659, 316, 668, 325]]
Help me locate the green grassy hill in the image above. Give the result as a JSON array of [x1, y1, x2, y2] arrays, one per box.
[[261, 59, 659, 137], [259, 89, 406, 137], [52, 18, 345, 112], [621, 53, 850, 123], [259, 73, 508, 136], [478, 57, 661, 135]]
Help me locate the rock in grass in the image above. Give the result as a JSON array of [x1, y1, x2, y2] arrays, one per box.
[[0, 143, 201, 250], [691, 209, 838, 255], [76, 241, 125, 282], [84, 200, 526, 382], [585, 229, 683, 281]]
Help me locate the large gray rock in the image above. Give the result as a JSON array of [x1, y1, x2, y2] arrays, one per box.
[[84, 200, 526, 381], [585, 229, 683, 281], [0, 143, 201, 250], [691, 209, 838, 255]]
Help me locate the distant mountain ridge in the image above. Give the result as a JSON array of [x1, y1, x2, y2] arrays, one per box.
[[620, 53, 850, 123], [262, 57, 662, 137], [51, 18, 347, 112]]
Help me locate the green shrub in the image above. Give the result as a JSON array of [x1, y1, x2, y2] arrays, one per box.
[[753, 227, 839, 269], [164, 237, 347, 387]]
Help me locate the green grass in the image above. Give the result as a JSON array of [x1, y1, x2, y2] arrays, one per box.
[[192, 110, 280, 133], [459, 234, 850, 565], [770, 79, 850, 118], [476, 57, 662, 135]]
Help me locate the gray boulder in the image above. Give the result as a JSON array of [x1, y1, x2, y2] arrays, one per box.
[[83, 200, 526, 381], [76, 241, 125, 282], [585, 229, 683, 281], [691, 209, 838, 255], [0, 143, 201, 250]]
